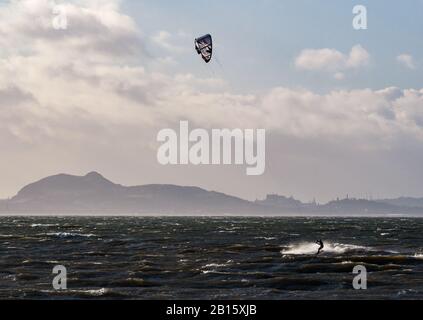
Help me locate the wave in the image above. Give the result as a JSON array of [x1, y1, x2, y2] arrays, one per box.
[[281, 242, 372, 256], [31, 224, 58, 228], [74, 288, 109, 296], [0, 234, 16, 239], [202, 263, 229, 269], [41, 288, 125, 298], [201, 260, 234, 274], [254, 236, 277, 240], [46, 232, 96, 238]]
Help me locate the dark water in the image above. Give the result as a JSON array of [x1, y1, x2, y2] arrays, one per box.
[[0, 217, 423, 300]]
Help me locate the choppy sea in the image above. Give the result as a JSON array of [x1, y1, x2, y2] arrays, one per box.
[[0, 217, 422, 299]]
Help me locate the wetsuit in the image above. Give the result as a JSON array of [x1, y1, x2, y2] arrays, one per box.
[[316, 240, 324, 255]]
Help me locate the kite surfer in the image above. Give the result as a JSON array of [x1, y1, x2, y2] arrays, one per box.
[[316, 239, 324, 255]]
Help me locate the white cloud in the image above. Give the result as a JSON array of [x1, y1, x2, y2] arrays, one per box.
[[1, 0, 423, 201], [0, 1, 420, 149], [346, 45, 370, 67], [151, 30, 190, 53], [295, 45, 370, 79], [397, 54, 416, 69]]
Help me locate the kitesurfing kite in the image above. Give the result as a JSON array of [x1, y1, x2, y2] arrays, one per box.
[[195, 34, 213, 63]]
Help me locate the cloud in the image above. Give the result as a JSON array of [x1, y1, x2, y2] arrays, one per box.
[[1, 0, 423, 201], [0, 0, 145, 61], [295, 45, 370, 79], [0, 86, 35, 106], [346, 45, 370, 68], [151, 30, 190, 53], [0, 1, 420, 149], [397, 54, 416, 69]]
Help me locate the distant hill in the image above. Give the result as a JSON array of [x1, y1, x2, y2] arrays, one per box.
[[377, 197, 423, 209], [2, 172, 264, 214], [1, 172, 423, 216]]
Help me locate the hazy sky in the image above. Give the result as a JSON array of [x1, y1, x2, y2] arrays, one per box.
[[0, 0, 423, 202]]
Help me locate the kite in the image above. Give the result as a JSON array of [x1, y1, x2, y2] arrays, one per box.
[[195, 34, 213, 63]]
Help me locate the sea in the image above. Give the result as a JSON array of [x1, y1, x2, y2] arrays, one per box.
[[0, 216, 422, 300]]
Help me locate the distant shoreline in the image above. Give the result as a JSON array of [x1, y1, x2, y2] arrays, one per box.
[[3, 172, 423, 217], [1, 213, 423, 218]]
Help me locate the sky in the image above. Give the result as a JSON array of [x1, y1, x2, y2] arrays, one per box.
[[0, 0, 423, 203], [125, 0, 423, 92]]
